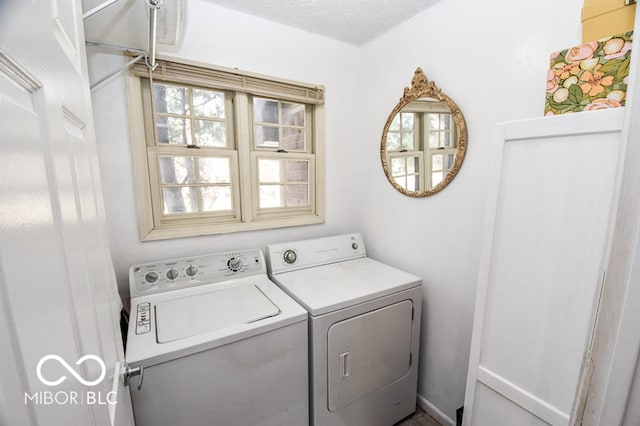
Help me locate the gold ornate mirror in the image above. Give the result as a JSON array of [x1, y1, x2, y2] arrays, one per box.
[[381, 68, 467, 197]]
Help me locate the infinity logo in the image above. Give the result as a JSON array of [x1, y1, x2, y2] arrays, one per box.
[[36, 355, 106, 387]]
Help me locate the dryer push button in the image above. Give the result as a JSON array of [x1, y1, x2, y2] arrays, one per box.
[[283, 249, 297, 264]]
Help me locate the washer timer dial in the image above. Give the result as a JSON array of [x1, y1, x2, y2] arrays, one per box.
[[227, 257, 243, 272], [144, 271, 159, 284], [186, 265, 198, 277], [166, 268, 179, 280]]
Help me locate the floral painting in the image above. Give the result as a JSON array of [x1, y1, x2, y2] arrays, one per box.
[[545, 31, 632, 115]]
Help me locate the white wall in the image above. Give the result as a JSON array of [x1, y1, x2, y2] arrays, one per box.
[[355, 0, 583, 420], [90, 0, 586, 421], [89, 0, 361, 298]]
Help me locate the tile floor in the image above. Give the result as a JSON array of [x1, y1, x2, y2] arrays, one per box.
[[394, 407, 442, 426]]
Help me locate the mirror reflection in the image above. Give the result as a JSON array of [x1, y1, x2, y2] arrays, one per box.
[[381, 68, 467, 197]]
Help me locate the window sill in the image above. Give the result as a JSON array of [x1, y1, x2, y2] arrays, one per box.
[[140, 214, 325, 241]]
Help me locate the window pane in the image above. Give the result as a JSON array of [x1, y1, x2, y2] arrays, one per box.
[[428, 113, 439, 130], [253, 99, 308, 152], [259, 159, 280, 183], [389, 114, 401, 131], [258, 184, 309, 208], [283, 127, 305, 151], [437, 114, 447, 130], [194, 119, 226, 147], [254, 98, 278, 123], [428, 132, 440, 148], [443, 114, 452, 130], [387, 133, 400, 151], [282, 102, 305, 126], [432, 171, 444, 187], [154, 83, 189, 115], [391, 157, 405, 176], [443, 131, 452, 148], [258, 159, 308, 183], [159, 157, 195, 184], [285, 184, 309, 206], [198, 157, 230, 183], [439, 132, 448, 148], [162, 186, 197, 214], [192, 89, 225, 118], [445, 153, 456, 170], [285, 160, 308, 183], [201, 186, 232, 211], [406, 176, 417, 191], [432, 154, 443, 171], [401, 113, 414, 129], [259, 185, 282, 208], [393, 176, 407, 189], [255, 125, 279, 148], [402, 132, 415, 150], [407, 157, 416, 174], [156, 116, 192, 145]]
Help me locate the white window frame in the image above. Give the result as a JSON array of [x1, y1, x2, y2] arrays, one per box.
[[252, 152, 316, 219], [126, 57, 325, 240], [386, 111, 416, 152], [387, 151, 424, 192], [423, 110, 458, 189], [426, 148, 458, 189]]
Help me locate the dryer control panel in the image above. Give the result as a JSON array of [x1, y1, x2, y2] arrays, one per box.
[[266, 233, 366, 274], [129, 249, 266, 298]]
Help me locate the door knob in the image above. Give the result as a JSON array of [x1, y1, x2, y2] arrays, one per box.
[[124, 364, 144, 390]]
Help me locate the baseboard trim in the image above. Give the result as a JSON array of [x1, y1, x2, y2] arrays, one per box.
[[417, 393, 456, 426]]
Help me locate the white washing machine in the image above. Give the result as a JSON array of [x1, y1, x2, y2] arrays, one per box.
[[125, 249, 308, 426], [266, 233, 422, 426]]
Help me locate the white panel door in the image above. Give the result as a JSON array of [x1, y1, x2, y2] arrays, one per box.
[[0, 1, 134, 425], [463, 109, 624, 425]]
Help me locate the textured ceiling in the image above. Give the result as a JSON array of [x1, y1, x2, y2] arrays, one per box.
[[203, 0, 442, 46]]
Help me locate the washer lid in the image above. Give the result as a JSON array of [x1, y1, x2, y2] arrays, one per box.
[[271, 258, 421, 316], [155, 285, 280, 343]]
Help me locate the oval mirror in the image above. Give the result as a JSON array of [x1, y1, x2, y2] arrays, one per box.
[[381, 68, 467, 197]]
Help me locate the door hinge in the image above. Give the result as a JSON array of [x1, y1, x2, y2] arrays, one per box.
[[409, 353, 413, 366], [411, 307, 414, 320], [625, 0, 635, 6]]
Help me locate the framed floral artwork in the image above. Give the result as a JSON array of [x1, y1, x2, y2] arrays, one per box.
[[545, 31, 632, 115]]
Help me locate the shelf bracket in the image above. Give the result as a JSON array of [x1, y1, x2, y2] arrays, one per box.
[[83, 0, 123, 20], [86, 42, 145, 90]]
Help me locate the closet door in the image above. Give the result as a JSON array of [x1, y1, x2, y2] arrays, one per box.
[[463, 108, 624, 425]]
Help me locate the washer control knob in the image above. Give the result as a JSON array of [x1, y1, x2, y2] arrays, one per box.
[[186, 265, 198, 277], [228, 257, 242, 271], [166, 268, 179, 280], [283, 249, 297, 264], [144, 271, 158, 284], [352, 242, 359, 250]]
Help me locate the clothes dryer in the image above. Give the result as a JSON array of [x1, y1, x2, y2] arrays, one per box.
[[266, 233, 422, 426]]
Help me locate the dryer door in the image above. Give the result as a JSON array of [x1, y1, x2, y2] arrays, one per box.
[[327, 300, 414, 411]]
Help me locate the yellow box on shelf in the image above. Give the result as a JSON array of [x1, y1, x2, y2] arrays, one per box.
[[582, 0, 636, 42]]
